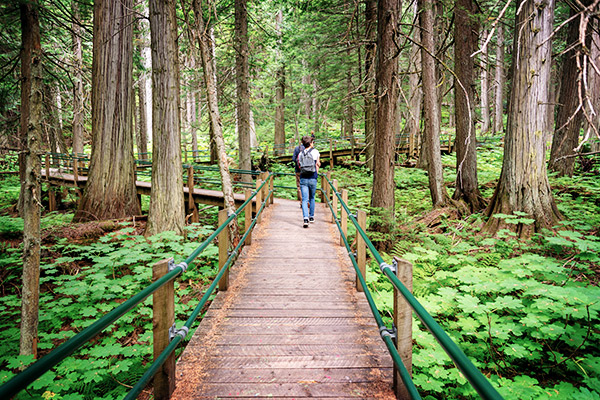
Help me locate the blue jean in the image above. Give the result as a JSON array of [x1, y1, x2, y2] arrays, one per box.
[[300, 177, 317, 219]]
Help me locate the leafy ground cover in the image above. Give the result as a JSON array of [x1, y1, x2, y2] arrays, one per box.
[[1, 143, 599, 399]]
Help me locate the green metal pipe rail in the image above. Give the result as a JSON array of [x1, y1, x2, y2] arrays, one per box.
[[322, 174, 503, 400], [0, 174, 273, 399]]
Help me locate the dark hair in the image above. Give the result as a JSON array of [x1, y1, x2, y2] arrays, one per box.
[[302, 135, 313, 148]]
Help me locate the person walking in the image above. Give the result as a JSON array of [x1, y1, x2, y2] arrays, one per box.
[[297, 135, 321, 228]]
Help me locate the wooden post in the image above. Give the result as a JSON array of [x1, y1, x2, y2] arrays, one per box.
[[218, 209, 229, 291], [187, 166, 199, 223], [356, 210, 366, 292], [393, 257, 413, 398], [340, 189, 348, 246], [329, 138, 334, 169], [48, 186, 56, 212], [325, 171, 332, 202], [269, 173, 274, 205], [44, 154, 50, 180], [409, 132, 415, 157], [320, 173, 326, 203], [152, 257, 176, 400], [245, 189, 252, 245], [261, 172, 268, 202], [331, 179, 338, 223], [255, 179, 263, 223]]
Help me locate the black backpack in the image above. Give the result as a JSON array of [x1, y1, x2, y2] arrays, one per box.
[[298, 148, 316, 176]]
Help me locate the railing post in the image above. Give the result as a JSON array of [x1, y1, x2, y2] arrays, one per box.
[[393, 257, 413, 399], [255, 179, 263, 223], [329, 138, 333, 169], [331, 179, 338, 223], [44, 154, 50, 180], [152, 257, 176, 400], [340, 189, 348, 246], [269, 173, 274, 205], [187, 166, 199, 223], [356, 209, 366, 292], [244, 189, 252, 245], [320, 174, 326, 203], [325, 171, 331, 202], [218, 209, 229, 291]]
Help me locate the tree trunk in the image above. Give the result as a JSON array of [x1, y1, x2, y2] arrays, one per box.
[[249, 108, 258, 147], [406, 0, 422, 159], [301, 60, 311, 118], [235, 0, 252, 180], [74, 0, 140, 222], [345, 44, 354, 153], [146, 0, 185, 236], [549, 7, 587, 177], [135, 17, 149, 160], [193, 0, 239, 240], [370, 0, 399, 251], [274, 10, 285, 156], [420, 0, 448, 207], [494, 23, 505, 135], [364, 0, 376, 169], [44, 83, 67, 154], [71, 0, 85, 155], [19, 0, 43, 358], [485, 0, 561, 236], [480, 29, 491, 135], [208, 26, 219, 165], [452, 0, 484, 212], [588, 21, 600, 153], [312, 80, 320, 134]]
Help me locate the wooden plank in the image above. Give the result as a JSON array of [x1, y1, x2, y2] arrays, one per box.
[[194, 382, 391, 398], [202, 367, 393, 383]]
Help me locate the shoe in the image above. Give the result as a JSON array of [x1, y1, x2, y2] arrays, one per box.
[[303, 219, 309, 228], [309, 217, 315, 223]]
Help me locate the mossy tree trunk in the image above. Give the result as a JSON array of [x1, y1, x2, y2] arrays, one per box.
[[363, 0, 376, 170], [74, 0, 140, 222], [485, 0, 561, 236], [71, 0, 85, 155], [19, 0, 43, 357], [235, 0, 252, 181], [274, 10, 286, 156]]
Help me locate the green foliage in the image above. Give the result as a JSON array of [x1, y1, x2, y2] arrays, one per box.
[[0, 223, 219, 399]]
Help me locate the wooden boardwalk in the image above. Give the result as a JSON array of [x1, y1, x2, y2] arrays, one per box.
[[172, 199, 395, 399]]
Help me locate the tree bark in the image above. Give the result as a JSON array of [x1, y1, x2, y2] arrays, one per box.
[[19, 0, 43, 358], [146, 0, 185, 236], [74, 0, 140, 222], [480, 29, 491, 135], [44, 83, 67, 154], [274, 10, 285, 156], [493, 23, 505, 135], [193, 0, 239, 240], [135, 17, 149, 160], [406, 0, 422, 159], [364, 0, 376, 169], [370, 0, 399, 250], [235, 0, 252, 181], [549, 7, 587, 176], [452, 0, 484, 212], [420, 0, 448, 207], [485, 0, 561, 236], [588, 21, 600, 153], [71, 0, 85, 155]]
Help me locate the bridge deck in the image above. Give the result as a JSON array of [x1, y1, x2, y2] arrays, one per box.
[[172, 199, 394, 399]]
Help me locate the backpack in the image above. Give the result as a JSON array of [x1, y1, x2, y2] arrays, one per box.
[[297, 148, 316, 176]]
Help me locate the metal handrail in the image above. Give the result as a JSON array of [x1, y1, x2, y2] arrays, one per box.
[[323, 174, 503, 400], [0, 172, 273, 399]]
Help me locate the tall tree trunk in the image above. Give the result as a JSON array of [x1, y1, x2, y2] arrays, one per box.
[[312, 80, 320, 134], [44, 83, 67, 154], [193, 0, 239, 239], [406, 0, 422, 159], [235, 0, 252, 180], [301, 60, 311, 118], [135, 17, 149, 160], [588, 21, 600, 153], [364, 0, 376, 169], [370, 0, 399, 250], [274, 10, 285, 156], [19, 0, 43, 358], [146, 0, 184, 235], [452, 0, 484, 212], [249, 108, 258, 147], [74, 0, 140, 222], [485, 0, 561, 236], [420, 0, 448, 207], [494, 23, 505, 135], [71, 0, 84, 155], [346, 45, 355, 154], [549, 7, 587, 177], [208, 26, 219, 164], [480, 29, 491, 135]]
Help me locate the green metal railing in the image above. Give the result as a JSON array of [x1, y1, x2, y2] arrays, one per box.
[[322, 174, 503, 400], [0, 173, 273, 399]]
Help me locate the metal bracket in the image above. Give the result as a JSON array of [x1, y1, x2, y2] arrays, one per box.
[[348, 251, 357, 259], [379, 325, 397, 341], [169, 260, 188, 273], [379, 259, 397, 275], [169, 323, 189, 342]]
